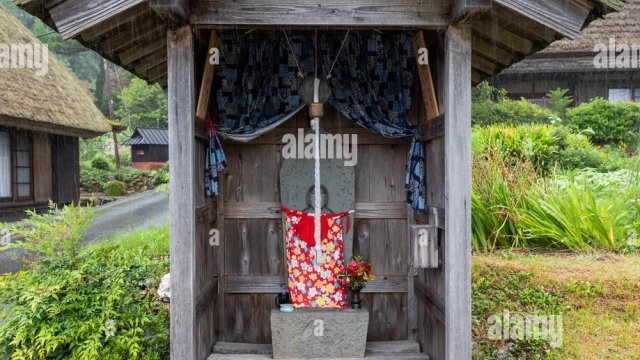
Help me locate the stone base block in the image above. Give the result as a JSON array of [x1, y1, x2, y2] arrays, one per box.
[[270, 307, 369, 359]]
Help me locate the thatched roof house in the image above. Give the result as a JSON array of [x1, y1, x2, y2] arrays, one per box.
[[0, 5, 111, 137], [491, 0, 640, 105], [0, 4, 111, 221]]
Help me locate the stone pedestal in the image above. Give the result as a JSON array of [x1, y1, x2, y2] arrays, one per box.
[[270, 307, 369, 359]]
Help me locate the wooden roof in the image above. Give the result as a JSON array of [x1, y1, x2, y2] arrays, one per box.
[[0, 4, 111, 138], [12, 0, 624, 88], [496, 0, 637, 75]]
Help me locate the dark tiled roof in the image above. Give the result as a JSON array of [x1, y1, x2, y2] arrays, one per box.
[[122, 128, 168, 146]]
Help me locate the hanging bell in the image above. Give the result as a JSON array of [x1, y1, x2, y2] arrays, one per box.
[[299, 75, 331, 105]]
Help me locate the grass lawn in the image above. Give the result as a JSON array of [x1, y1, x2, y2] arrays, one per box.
[[473, 251, 640, 359]]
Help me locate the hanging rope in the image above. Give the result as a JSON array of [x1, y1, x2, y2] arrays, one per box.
[[312, 30, 322, 270], [327, 30, 350, 79], [282, 29, 304, 78]]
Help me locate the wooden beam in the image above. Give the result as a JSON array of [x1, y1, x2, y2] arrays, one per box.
[[147, 61, 167, 82], [119, 37, 167, 65], [134, 48, 168, 73], [471, 53, 495, 75], [151, 0, 189, 20], [472, 19, 533, 54], [79, 4, 151, 41], [196, 30, 219, 121], [195, 202, 217, 229], [421, 114, 444, 141], [48, 0, 146, 40], [451, 0, 491, 23], [192, 0, 449, 28], [414, 278, 445, 324], [355, 202, 408, 219], [493, 4, 557, 43], [195, 277, 218, 319], [443, 23, 472, 360], [472, 36, 512, 66], [101, 24, 166, 54], [224, 202, 282, 219], [223, 127, 408, 145], [412, 31, 439, 121], [414, 205, 446, 230], [223, 202, 409, 219], [157, 75, 168, 89], [225, 275, 408, 293], [168, 25, 197, 360], [472, 70, 482, 85], [493, 0, 593, 38]]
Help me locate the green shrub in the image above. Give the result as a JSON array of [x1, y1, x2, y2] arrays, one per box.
[[472, 124, 558, 172], [152, 170, 169, 186], [566, 98, 640, 146], [105, 180, 127, 196], [91, 154, 111, 170], [472, 82, 554, 126], [547, 87, 573, 118], [3, 202, 96, 267], [0, 210, 170, 359], [556, 147, 610, 171]]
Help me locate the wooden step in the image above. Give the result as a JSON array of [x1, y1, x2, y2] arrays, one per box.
[[208, 354, 429, 360], [209, 341, 429, 360], [214, 342, 273, 355], [366, 341, 421, 354]]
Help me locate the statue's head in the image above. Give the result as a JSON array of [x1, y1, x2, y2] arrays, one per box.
[[306, 185, 329, 210]]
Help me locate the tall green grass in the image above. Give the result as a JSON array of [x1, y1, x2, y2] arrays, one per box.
[[472, 147, 640, 252]]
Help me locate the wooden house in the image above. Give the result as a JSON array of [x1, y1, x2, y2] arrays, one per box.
[[491, 0, 639, 106], [0, 4, 111, 222], [13, 0, 623, 359], [122, 127, 169, 170]]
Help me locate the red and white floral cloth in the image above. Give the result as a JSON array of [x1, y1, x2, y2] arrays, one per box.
[[282, 206, 351, 308]]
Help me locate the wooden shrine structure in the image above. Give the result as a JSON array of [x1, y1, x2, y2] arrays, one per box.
[[13, 0, 623, 359]]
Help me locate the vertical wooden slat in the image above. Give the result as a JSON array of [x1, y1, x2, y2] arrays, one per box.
[[413, 31, 440, 120], [355, 144, 370, 203], [168, 25, 197, 360], [406, 208, 417, 341], [32, 132, 52, 202], [443, 24, 472, 360], [215, 166, 226, 341], [196, 30, 219, 120]]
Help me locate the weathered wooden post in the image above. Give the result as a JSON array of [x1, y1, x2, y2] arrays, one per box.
[[443, 23, 472, 360], [167, 25, 197, 360]]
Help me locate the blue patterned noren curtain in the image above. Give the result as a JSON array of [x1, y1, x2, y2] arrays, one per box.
[[205, 33, 314, 197], [206, 32, 426, 214], [320, 33, 424, 213]]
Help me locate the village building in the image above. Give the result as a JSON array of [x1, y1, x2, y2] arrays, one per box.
[[0, 4, 111, 222], [490, 0, 639, 106], [122, 127, 169, 170]]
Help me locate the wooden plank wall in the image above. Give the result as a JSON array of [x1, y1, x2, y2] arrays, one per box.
[[50, 134, 79, 205], [414, 30, 446, 360], [32, 131, 52, 203], [195, 138, 219, 359], [216, 105, 415, 343]]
